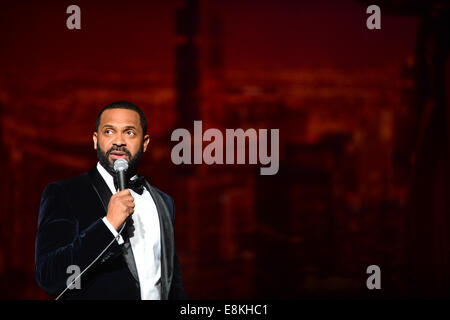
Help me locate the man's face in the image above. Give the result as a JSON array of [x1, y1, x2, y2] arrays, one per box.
[[93, 108, 149, 176]]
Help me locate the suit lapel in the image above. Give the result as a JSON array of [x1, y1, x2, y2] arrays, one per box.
[[88, 167, 112, 212], [145, 181, 174, 300]]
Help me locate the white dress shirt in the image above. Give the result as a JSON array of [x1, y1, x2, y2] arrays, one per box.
[[97, 162, 162, 300]]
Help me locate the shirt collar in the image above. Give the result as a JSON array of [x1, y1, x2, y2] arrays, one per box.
[[96, 162, 139, 195], [96, 162, 116, 194]]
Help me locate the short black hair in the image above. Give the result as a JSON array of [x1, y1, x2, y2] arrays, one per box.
[[96, 101, 147, 135]]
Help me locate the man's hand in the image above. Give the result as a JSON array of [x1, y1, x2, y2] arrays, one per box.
[[106, 189, 135, 230]]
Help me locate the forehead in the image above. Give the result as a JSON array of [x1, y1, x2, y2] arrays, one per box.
[[99, 108, 141, 128]]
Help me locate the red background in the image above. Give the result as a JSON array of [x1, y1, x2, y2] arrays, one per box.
[[1, 0, 449, 299]]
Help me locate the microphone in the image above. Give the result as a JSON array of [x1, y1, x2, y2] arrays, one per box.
[[113, 159, 129, 191]]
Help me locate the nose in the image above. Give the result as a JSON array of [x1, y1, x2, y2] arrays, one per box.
[[113, 132, 126, 147]]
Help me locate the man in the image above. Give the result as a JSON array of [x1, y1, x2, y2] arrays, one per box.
[[35, 101, 186, 300]]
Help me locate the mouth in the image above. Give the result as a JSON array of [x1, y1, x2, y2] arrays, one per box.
[[109, 151, 129, 160]]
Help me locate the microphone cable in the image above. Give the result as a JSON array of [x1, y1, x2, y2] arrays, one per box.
[[55, 219, 129, 300]]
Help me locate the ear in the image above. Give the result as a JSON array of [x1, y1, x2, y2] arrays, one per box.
[[93, 132, 98, 150], [143, 134, 150, 152]]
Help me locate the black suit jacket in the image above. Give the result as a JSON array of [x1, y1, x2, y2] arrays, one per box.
[[35, 167, 187, 300]]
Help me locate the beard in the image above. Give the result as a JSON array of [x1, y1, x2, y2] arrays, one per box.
[[96, 142, 144, 180]]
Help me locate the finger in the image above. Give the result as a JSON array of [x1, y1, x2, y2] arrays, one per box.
[[123, 202, 135, 209], [124, 193, 134, 199], [117, 189, 132, 196], [118, 195, 134, 203], [123, 195, 135, 203]]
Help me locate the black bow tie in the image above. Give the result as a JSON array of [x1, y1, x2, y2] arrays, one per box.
[[114, 175, 147, 195], [129, 176, 147, 195]]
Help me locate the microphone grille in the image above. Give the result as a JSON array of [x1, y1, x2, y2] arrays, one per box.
[[113, 159, 129, 172]]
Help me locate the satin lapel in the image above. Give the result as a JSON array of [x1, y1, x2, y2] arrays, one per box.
[[88, 167, 112, 212], [88, 167, 140, 284], [145, 181, 174, 300]]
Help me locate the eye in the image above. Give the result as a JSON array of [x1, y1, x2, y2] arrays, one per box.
[[104, 129, 114, 135], [126, 130, 136, 136]]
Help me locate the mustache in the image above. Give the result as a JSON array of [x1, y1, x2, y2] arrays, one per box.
[[106, 146, 132, 158]]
